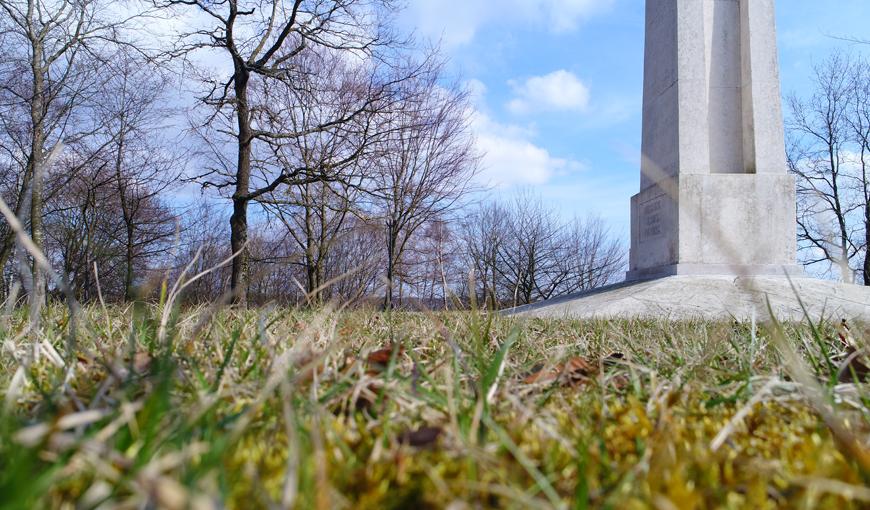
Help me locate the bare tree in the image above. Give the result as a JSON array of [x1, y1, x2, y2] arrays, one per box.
[[846, 57, 870, 284], [460, 193, 624, 308], [246, 230, 303, 305], [253, 53, 393, 304], [325, 216, 383, 303], [169, 201, 229, 303], [0, 0, 139, 311], [28, 50, 181, 302], [368, 79, 479, 309], [43, 151, 178, 302], [414, 218, 454, 309], [90, 54, 181, 300], [461, 201, 507, 308], [264, 180, 359, 304], [158, 0, 414, 305], [496, 192, 565, 306], [559, 215, 624, 292], [44, 161, 120, 300], [787, 53, 866, 283]]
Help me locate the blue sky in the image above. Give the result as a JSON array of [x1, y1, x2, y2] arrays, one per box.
[[399, 0, 870, 241]]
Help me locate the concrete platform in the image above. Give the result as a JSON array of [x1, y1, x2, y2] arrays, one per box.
[[511, 276, 870, 322]]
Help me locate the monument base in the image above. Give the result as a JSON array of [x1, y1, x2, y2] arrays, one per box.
[[625, 263, 807, 282], [630, 174, 798, 277], [510, 275, 870, 322]]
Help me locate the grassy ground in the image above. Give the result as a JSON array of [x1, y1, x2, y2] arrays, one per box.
[[0, 302, 869, 509]]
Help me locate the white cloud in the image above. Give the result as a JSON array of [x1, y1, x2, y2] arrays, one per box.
[[507, 70, 591, 115], [465, 78, 488, 105], [472, 112, 584, 188], [408, 1, 487, 47], [535, 0, 612, 33], [405, 0, 614, 48]]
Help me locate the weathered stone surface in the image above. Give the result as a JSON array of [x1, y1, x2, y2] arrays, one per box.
[[513, 276, 870, 322]]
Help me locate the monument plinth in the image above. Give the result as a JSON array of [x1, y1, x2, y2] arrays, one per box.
[[628, 0, 802, 280], [517, 0, 870, 321]]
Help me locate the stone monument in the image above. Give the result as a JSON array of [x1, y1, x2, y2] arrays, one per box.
[[517, 0, 870, 320], [628, 0, 802, 280]]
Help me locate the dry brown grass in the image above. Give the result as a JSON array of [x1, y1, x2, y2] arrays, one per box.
[[1, 303, 869, 509]]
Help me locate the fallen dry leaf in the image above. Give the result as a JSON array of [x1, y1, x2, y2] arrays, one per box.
[[366, 345, 405, 371], [133, 352, 152, 374], [290, 349, 331, 385], [398, 426, 442, 448], [610, 374, 631, 391], [838, 320, 861, 350], [522, 363, 560, 385], [603, 352, 625, 367], [523, 356, 599, 386], [561, 356, 597, 386], [838, 348, 870, 383]]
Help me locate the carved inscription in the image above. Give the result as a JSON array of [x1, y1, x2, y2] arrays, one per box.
[[640, 197, 665, 241]]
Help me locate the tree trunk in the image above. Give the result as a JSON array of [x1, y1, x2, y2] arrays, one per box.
[[0, 235, 14, 285], [230, 197, 249, 304], [124, 224, 136, 300], [303, 194, 320, 303], [864, 210, 870, 286], [305, 238, 318, 303], [383, 260, 394, 309], [28, 42, 46, 317], [862, 151, 870, 286], [383, 221, 396, 310], [0, 173, 35, 277], [315, 192, 328, 303], [489, 249, 498, 308], [230, 67, 251, 306], [114, 127, 138, 302]]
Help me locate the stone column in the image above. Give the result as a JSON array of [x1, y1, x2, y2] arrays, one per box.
[[628, 0, 801, 281]]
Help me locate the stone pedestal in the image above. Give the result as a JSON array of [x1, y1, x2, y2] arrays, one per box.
[[627, 174, 804, 280]]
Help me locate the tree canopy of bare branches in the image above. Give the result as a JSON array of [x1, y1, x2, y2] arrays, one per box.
[[0, 0, 150, 312], [367, 78, 479, 309], [160, 0, 428, 305], [461, 192, 624, 309], [788, 53, 870, 284]]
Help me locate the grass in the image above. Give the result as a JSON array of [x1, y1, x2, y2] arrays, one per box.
[[0, 301, 869, 509]]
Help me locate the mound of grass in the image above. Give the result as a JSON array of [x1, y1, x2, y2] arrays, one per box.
[[0, 303, 868, 509]]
